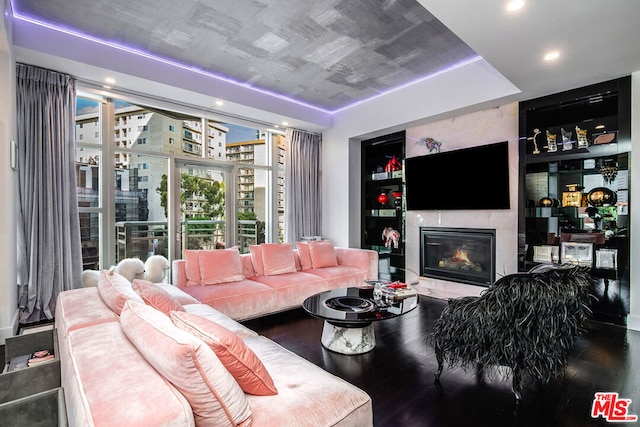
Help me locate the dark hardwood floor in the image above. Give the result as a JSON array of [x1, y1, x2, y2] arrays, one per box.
[[243, 296, 640, 427]]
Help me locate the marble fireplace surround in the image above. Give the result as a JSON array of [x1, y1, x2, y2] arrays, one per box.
[[404, 103, 519, 300]]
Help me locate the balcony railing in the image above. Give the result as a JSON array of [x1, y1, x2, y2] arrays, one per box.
[[115, 219, 264, 262]]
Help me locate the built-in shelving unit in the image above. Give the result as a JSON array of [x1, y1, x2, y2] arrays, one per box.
[[518, 76, 631, 325], [361, 131, 405, 282]]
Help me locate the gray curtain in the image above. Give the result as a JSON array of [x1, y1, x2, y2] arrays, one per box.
[[284, 129, 322, 243], [16, 64, 83, 324]]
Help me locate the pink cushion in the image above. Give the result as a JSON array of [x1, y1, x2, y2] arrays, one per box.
[[183, 250, 202, 287], [261, 243, 297, 276], [296, 242, 312, 270], [199, 248, 245, 285], [308, 240, 338, 268], [132, 279, 185, 316], [120, 300, 252, 426], [171, 311, 278, 396], [96, 270, 144, 315], [249, 245, 264, 276]]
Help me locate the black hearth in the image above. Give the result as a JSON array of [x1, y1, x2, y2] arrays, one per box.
[[420, 227, 496, 287]]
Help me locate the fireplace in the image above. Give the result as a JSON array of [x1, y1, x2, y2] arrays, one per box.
[[420, 227, 496, 287]]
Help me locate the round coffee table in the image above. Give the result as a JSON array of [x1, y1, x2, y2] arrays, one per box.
[[302, 286, 419, 355]]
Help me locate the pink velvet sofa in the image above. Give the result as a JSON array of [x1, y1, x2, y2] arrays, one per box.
[[55, 270, 373, 426], [172, 242, 379, 320]]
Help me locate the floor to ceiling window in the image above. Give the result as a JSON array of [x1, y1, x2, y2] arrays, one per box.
[[74, 91, 285, 270]]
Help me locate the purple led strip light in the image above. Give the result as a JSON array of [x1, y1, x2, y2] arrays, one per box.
[[10, 1, 482, 115]]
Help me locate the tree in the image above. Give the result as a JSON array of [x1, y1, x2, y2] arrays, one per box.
[[156, 173, 225, 219], [238, 211, 257, 221]]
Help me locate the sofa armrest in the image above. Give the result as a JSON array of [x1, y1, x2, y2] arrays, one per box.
[[172, 259, 188, 289], [335, 248, 378, 280]]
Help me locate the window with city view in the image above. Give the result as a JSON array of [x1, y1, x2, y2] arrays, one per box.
[[75, 94, 285, 270]]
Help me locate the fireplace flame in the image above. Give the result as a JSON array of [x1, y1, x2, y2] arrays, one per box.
[[451, 248, 471, 264], [438, 247, 483, 273]]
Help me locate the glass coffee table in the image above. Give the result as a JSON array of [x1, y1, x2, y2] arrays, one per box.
[[302, 286, 419, 355]]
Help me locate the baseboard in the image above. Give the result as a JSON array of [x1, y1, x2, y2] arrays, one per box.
[[626, 314, 640, 332]]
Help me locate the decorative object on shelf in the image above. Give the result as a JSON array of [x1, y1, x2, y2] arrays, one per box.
[[377, 192, 389, 206], [561, 242, 593, 267], [562, 184, 583, 207], [391, 191, 403, 208], [533, 245, 553, 263], [594, 131, 616, 145], [419, 137, 442, 153], [585, 206, 602, 230], [531, 128, 541, 154], [382, 227, 400, 249], [575, 126, 589, 148], [587, 187, 617, 207], [546, 130, 557, 152], [600, 161, 618, 184], [561, 128, 574, 151], [596, 248, 618, 270], [384, 155, 402, 172], [539, 197, 559, 208]]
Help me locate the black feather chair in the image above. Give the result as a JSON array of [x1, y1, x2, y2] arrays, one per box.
[[430, 265, 594, 401]]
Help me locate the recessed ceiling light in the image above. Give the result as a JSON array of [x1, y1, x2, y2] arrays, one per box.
[[215, 100, 224, 106], [274, 125, 280, 128], [105, 77, 116, 84], [282, 121, 289, 126], [544, 51, 560, 61], [506, 0, 525, 12], [102, 85, 112, 89]]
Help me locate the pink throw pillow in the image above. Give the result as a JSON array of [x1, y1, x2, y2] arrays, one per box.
[[308, 240, 338, 269], [261, 243, 297, 276], [183, 250, 202, 287], [199, 248, 245, 285], [132, 279, 185, 316], [296, 241, 312, 270], [96, 270, 144, 315], [249, 245, 264, 276], [120, 301, 252, 426], [171, 311, 278, 396]]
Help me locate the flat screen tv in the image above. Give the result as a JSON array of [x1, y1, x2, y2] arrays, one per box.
[[405, 141, 510, 210]]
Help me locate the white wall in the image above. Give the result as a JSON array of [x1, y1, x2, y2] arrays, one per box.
[[404, 103, 519, 286], [0, 0, 18, 343], [628, 71, 640, 331], [322, 59, 520, 248]]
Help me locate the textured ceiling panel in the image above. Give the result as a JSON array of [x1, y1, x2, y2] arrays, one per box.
[[13, 0, 478, 111]]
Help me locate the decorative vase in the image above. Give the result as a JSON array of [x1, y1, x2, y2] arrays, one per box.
[[377, 193, 389, 206], [539, 197, 559, 208], [391, 191, 402, 208], [587, 187, 617, 207]]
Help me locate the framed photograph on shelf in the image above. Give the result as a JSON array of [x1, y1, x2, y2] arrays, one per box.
[[595, 249, 618, 270], [561, 242, 593, 267], [533, 245, 553, 264]]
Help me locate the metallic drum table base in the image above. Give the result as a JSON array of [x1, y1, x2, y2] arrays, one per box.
[[321, 321, 375, 355]]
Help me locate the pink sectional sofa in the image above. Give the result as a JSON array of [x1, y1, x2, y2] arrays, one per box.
[[55, 270, 373, 426], [172, 242, 378, 320]]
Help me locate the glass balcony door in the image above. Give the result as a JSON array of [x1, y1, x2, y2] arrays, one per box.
[[174, 160, 234, 258]]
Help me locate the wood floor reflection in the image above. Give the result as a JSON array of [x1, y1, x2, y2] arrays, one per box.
[[243, 296, 640, 427]]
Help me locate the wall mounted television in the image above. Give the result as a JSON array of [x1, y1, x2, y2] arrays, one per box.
[[405, 141, 510, 211]]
